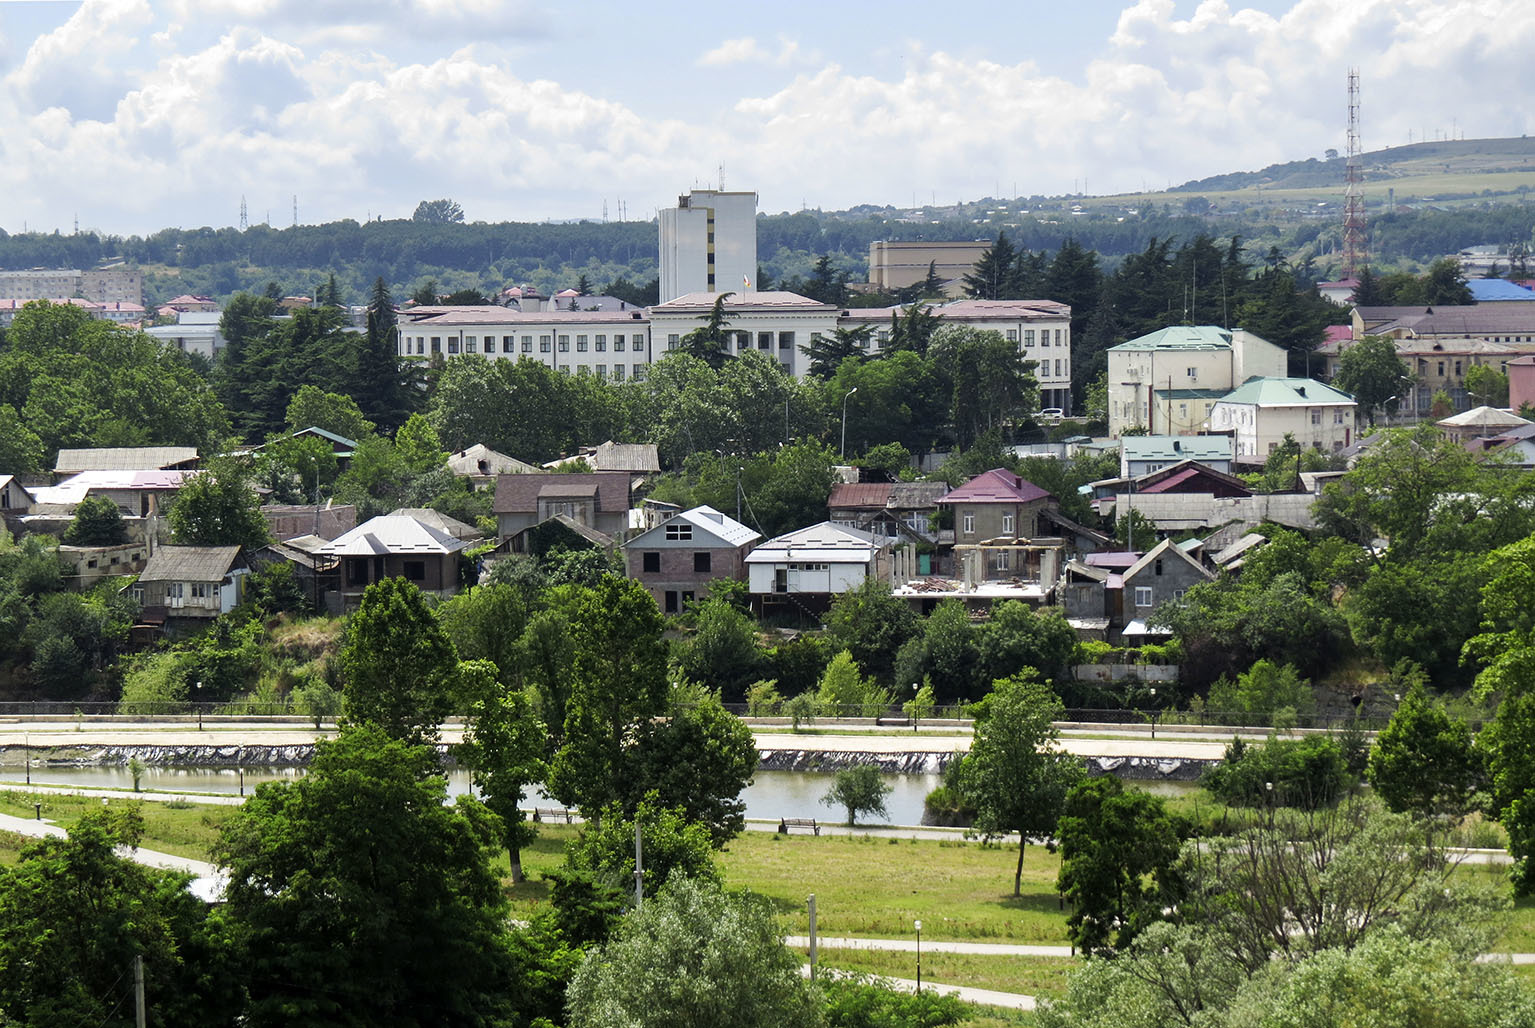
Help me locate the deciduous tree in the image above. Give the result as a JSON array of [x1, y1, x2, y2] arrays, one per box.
[[338, 577, 458, 745]]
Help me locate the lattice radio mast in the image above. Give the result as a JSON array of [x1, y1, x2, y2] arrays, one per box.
[[1342, 69, 1368, 278], [239, 196, 248, 231]]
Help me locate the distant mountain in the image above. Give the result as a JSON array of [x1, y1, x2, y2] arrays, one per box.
[[1171, 136, 1535, 193]]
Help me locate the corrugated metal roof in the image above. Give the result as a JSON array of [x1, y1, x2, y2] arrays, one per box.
[[317, 514, 468, 557], [745, 522, 883, 562], [1215, 377, 1354, 407], [627, 505, 760, 549], [138, 545, 242, 583], [828, 483, 894, 509], [54, 447, 198, 473], [939, 468, 1052, 505]]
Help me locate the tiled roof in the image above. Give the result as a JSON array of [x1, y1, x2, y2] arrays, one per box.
[[939, 468, 1052, 505], [138, 545, 242, 583], [492, 472, 630, 514], [887, 481, 948, 508]]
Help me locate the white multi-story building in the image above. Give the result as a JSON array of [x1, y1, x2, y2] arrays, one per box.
[[0, 267, 142, 306], [397, 307, 654, 382], [1107, 326, 1287, 438], [647, 292, 839, 378], [145, 311, 225, 359], [838, 298, 1074, 411], [658, 189, 757, 302]]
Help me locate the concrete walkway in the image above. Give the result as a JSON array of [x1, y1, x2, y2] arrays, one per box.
[[789, 935, 1073, 957], [0, 810, 227, 900], [802, 965, 1036, 1011]]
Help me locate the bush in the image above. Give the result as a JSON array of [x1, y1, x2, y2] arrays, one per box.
[[118, 652, 189, 714], [1207, 659, 1315, 719], [1204, 734, 1350, 810], [745, 679, 783, 716], [62, 496, 128, 546], [821, 975, 968, 1028]]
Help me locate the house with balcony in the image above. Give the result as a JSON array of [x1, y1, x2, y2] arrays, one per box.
[[315, 513, 469, 607], [623, 505, 761, 614], [134, 545, 248, 628]]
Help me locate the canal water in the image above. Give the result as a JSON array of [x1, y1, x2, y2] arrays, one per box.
[[3, 766, 1202, 824]]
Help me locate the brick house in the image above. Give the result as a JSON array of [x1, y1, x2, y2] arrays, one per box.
[[315, 513, 468, 608], [623, 505, 760, 614]]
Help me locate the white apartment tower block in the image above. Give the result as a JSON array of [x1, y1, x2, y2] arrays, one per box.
[[659, 189, 757, 302]]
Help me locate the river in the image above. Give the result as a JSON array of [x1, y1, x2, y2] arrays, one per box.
[[0, 765, 1201, 824]]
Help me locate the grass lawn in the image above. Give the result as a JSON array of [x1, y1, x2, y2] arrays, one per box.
[[509, 825, 1073, 944], [0, 789, 237, 861], [813, 949, 1075, 1000]]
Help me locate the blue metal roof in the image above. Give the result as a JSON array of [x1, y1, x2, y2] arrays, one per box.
[[1467, 279, 1535, 302]]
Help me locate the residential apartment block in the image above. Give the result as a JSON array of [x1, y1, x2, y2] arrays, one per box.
[[1206, 377, 1357, 460], [1107, 326, 1287, 438], [867, 240, 990, 292], [0, 266, 142, 306], [397, 307, 654, 382], [659, 189, 757, 302]]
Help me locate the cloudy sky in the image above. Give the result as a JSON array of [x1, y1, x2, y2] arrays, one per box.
[[1, 0, 1532, 236]]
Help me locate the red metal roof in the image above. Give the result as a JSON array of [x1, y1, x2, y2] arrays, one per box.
[[940, 468, 1052, 504], [828, 483, 894, 509]]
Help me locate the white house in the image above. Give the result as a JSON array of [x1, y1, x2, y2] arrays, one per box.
[[745, 522, 890, 613], [145, 311, 225, 359], [648, 292, 841, 379], [1107, 326, 1287, 438], [397, 307, 653, 382], [1207, 377, 1357, 461]]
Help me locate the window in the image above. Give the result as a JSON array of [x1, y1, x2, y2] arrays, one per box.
[[664, 590, 679, 613], [665, 523, 693, 541], [1055, 359, 1063, 376], [1334, 410, 1345, 424], [169, 582, 184, 598], [1135, 586, 1154, 607], [447, 339, 460, 354], [576, 335, 588, 352], [1186, 366, 1197, 379], [693, 552, 711, 573], [1311, 410, 1322, 425], [596, 334, 606, 351], [668, 333, 680, 349], [778, 331, 794, 350], [504, 335, 514, 352], [614, 336, 626, 352], [1006, 329, 1018, 342], [540, 335, 552, 352], [465, 337, 477, 353], [430, 337, 441, 353], [1002, 513, 1015, 534], [962, 513, 975, 535], [1056, 330, 1064, 345], [758, 332, 772, 350], [596, 365, 606, 379], [1024, 330, 1035, 346], [1454, 360, 1462, 376], [738, 331, 751, 351], [521, 337, 532, 353], [403, 560, 426, 581], [634, 365, 646, 381], [559, 336, 570, 352], [577, 365, 589, 375], [1437, 360, 1445, 376], [613, 365, 625, 381], [781, 361, 793, 373], [642, 552, 660, 573], [191, 583, 207, 598]]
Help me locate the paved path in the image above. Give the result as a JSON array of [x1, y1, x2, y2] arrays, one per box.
[[801, 966, 1036, 1011], [0, 809, 227, 899], [789, 935, 1073, 957]]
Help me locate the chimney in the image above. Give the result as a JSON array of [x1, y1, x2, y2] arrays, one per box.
[[1014, 475, 1023, 488]]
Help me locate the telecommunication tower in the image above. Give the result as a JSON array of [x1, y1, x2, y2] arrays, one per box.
[[1342, 69, 1368, 278], [239, 196, 248, 231]]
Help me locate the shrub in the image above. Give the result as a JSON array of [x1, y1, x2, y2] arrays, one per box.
[[1204, 734, 1350, 810]]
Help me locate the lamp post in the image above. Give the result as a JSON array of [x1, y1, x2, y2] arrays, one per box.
[[911, 683, 919, 733], [1149, 686, 1157, 740], [914, 919, 922, 994], [840, 387, 858, 458]]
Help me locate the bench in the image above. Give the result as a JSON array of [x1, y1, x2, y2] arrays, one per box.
[[779, 817, 820, 835], [532, 807, 576, 824], [875, 714, 913, 727]]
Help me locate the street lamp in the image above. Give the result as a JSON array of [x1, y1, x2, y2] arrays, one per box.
[[840, 387, 859, 458], [914, 919, 922, 994], [1149, 686, 1158, 740], [911, 683, 919, 733]]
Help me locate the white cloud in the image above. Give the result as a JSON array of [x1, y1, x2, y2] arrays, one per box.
[[698, 35, 801, 68], [4, 1, 1535, 234]]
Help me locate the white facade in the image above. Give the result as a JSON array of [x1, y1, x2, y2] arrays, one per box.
[[744, 522, 887, 597], [398, 308, 654, 382], [648, 292, 839, 378], [145, 312, 225, 359], [1107, 326, 1287, 438], [659, 189, 757, 302], [1206, 378, 1357, 459]]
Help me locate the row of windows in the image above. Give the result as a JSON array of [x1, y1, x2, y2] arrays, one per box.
[[403, 333, 645, 356], [640, 551, 712, 573], [667, 331, 798, 350]]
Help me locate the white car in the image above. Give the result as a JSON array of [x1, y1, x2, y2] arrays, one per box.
[[1039, 408, 1065, 421]]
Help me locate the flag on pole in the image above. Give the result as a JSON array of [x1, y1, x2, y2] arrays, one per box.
[[743, 274, 751, 289]]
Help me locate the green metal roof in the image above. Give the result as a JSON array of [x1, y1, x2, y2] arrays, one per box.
[[1108, 326, 1234, 352], [1216, 377, 1354, 406], [1152, 388, 1227, 400]]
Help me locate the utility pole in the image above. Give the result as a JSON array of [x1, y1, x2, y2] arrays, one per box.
[[807, 894, 818, 980], [634, 822, 644, 910], [134, 954, 146, 1028]]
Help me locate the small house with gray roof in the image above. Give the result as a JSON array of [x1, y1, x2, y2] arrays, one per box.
[[134, 545, 248, 624], [624, 505, 761, 614], [316, 513, 469, 606]]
